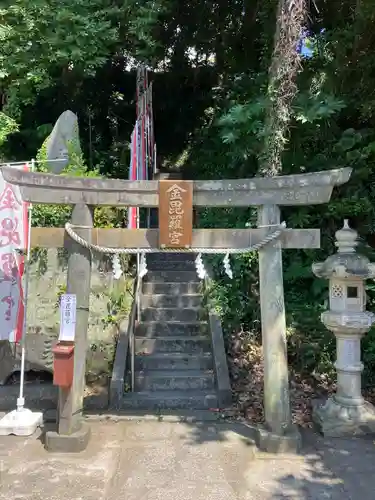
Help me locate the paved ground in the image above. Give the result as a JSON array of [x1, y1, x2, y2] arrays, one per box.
[[0, 419, 375, 499]]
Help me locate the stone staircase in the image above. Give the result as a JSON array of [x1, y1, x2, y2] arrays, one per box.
[[121, 253, 219, 410], [116, 174, 230, 411]]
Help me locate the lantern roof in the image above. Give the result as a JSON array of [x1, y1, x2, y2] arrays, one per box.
[[312, 220, 375, 279]]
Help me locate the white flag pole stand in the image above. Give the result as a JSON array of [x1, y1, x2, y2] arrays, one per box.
[[0, 159, 43, 436]]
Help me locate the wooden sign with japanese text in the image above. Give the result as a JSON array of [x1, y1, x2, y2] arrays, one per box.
[[158, 180, 193, 248]]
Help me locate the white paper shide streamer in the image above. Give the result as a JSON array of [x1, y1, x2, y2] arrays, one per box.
[[223, 253, 233, 279], [195, 253, 207, 280], [138, 252, 148, 278], [111, 254, 123, 280]]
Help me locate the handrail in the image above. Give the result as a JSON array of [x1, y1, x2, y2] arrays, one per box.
[[131, 275, 142, 392], [130, 170, 156, 391], [109, 278, 138, 407], [202, 263, 232, 408]]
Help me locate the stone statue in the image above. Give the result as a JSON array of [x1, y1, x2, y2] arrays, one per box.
[[44, 110, 82, 174]]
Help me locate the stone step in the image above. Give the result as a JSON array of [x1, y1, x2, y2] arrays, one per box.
[[136, 321, 209, 337], [106, 410, 223, 422], [141, 307, 201, 322], [134, 370, 215, 392], [144, 271, 200, 283], [146, 253, 196, 262], [146, 260, 196, 272], [120, 390, 218, 410], [142, 282, 202, 295], [135, 337, 211, 354], [141, 294, 202, 309], [134, 352, 213, 371]]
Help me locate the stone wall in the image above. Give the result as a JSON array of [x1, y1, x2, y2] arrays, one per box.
[[0, 249, 129, 385]]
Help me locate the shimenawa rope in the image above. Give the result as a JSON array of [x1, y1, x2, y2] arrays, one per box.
[[64, 222, 287, 254]]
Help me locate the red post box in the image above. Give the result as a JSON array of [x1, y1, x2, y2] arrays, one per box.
[[52, 342, 75, 388]]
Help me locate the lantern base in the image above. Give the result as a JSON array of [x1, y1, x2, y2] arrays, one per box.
[[0, 408, 43, 436], [313, 397, 375, 438]]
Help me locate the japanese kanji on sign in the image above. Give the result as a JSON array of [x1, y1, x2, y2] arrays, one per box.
[[158, 180, 193, 249], [59, 294, 77, 342], [0, 165, 28, 342]]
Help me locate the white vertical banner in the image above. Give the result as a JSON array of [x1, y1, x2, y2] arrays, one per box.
[[59, 294, 77, 342], [0, 164, 28, 342]]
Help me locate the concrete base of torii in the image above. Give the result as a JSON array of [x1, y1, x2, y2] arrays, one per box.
[[256, 424, 302, 454], [45, 423, 91, 453]]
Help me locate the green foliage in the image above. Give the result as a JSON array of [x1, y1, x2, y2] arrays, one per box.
[[181, 1, 375, 386], [0, 112, 18, 146], [55, 284, 67, 309], [0, 112, 18, 160], [102, 278, 133, 326], [0, 0, 172, 122], [0, 0, 123, 116], [32, 134, 127, 230]]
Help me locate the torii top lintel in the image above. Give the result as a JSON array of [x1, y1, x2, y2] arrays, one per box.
[[0, 167, 352, 208]]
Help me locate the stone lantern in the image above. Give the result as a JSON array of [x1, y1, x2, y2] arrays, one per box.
[[312, 220, 375, 436]]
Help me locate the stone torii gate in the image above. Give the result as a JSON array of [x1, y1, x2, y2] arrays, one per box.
[[1, 166, 351, 453]]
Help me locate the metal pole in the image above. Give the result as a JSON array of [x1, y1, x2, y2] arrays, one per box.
[[132, 65, 146, 392], [17, 158, 34, 412]]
